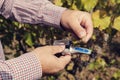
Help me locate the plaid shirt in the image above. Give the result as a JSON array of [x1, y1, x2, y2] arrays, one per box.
[[0, 0, 66, 80]]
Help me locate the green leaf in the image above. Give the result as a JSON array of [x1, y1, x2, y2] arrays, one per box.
[[113, 70, 120, 79], [113, 16, 120, 31], [66, 0, 73, 6], [96, 57, 106, 68], [109, 0, 116, 5], [75, 0, 82, 10], [110, 59, 116, 64], [71, 2, 78, 10], [116, 0, 120, 4], [92, 10, 111, 31], [24, 32, 33, 47], [88, 62, 95, 70], [81, 0, 98, 11], [13, 22, 19, 27], [54, 0, 63, 6], [88, 57, 107, 70]]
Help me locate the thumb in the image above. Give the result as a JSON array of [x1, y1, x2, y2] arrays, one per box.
[[58, 55, 71, 67], [50, 45, 65, 55]]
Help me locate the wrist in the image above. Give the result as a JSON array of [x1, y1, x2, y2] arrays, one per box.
[[60, 9, 74, 29]]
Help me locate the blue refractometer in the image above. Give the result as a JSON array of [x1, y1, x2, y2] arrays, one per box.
[[53, 40, 92, 55]]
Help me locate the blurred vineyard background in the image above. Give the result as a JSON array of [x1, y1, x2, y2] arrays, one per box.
[[0, 0, 120, 80]]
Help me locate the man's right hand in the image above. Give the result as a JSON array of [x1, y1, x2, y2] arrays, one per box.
[[61, 10, 93, 43]]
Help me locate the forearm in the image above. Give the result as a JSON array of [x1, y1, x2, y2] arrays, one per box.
[[0, 0, 66, 27], [0, 52, 42, 80]]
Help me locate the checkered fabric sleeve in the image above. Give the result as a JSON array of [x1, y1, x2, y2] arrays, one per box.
[[0, 52, 42, 80], [0, 0, 66, 28], [0, 41, 5, 60], [0, 0, 14, 18]]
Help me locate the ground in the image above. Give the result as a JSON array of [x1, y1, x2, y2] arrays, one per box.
[[4, 28, 120, 80]]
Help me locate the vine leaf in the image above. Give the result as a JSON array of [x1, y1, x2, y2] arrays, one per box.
[[71, 3, 78, 10], [92, 10, 111, 31], [66, 0, 73, 6], [88, 62, 95, 70], [81, 0, 98, 11], [113, 16, 120, 31], [113, 70, 120, 79], [96, 57, 106, 68], [53, 0, 63, 6], [88, 57, 106, 70], [24, 32, 33, 47], [69, 0, 78, 10], [116, 0, 120, 4]]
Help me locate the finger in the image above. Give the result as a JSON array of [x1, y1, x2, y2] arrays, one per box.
[[49, 45, 65, 55], [85, 21, 93, 42], [69, 19, 87, 39], [57, 55, 71, 69], [82, 16, 93, 42]]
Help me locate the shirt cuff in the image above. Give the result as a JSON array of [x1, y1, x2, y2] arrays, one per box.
[[5, 52, 42, 80]]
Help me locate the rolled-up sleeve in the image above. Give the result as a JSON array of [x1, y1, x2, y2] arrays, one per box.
[[0, 0, 14, 18], [0, 0, 66, 27], [0, 52, 42, 80]]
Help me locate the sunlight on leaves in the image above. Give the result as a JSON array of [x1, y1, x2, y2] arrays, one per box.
[[71, 1, 78, 10], [96, 57, 106, 68], [109, 0, 116, 6], [88, 62, 96, 70], [81, 0, 98, 11], [113, 70, 120, 79], [53, 0, 63, 6], [88, 57, 106, 70], [113, 16, 120, 31], [92, 10, 111, 31], [66, 0, 72, 6], [24, 32, 33, 47], [116, 0, 120, 4]]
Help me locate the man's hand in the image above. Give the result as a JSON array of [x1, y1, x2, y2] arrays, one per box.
[[61, 10, 93, 43], [33, 46, 71, 74]]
